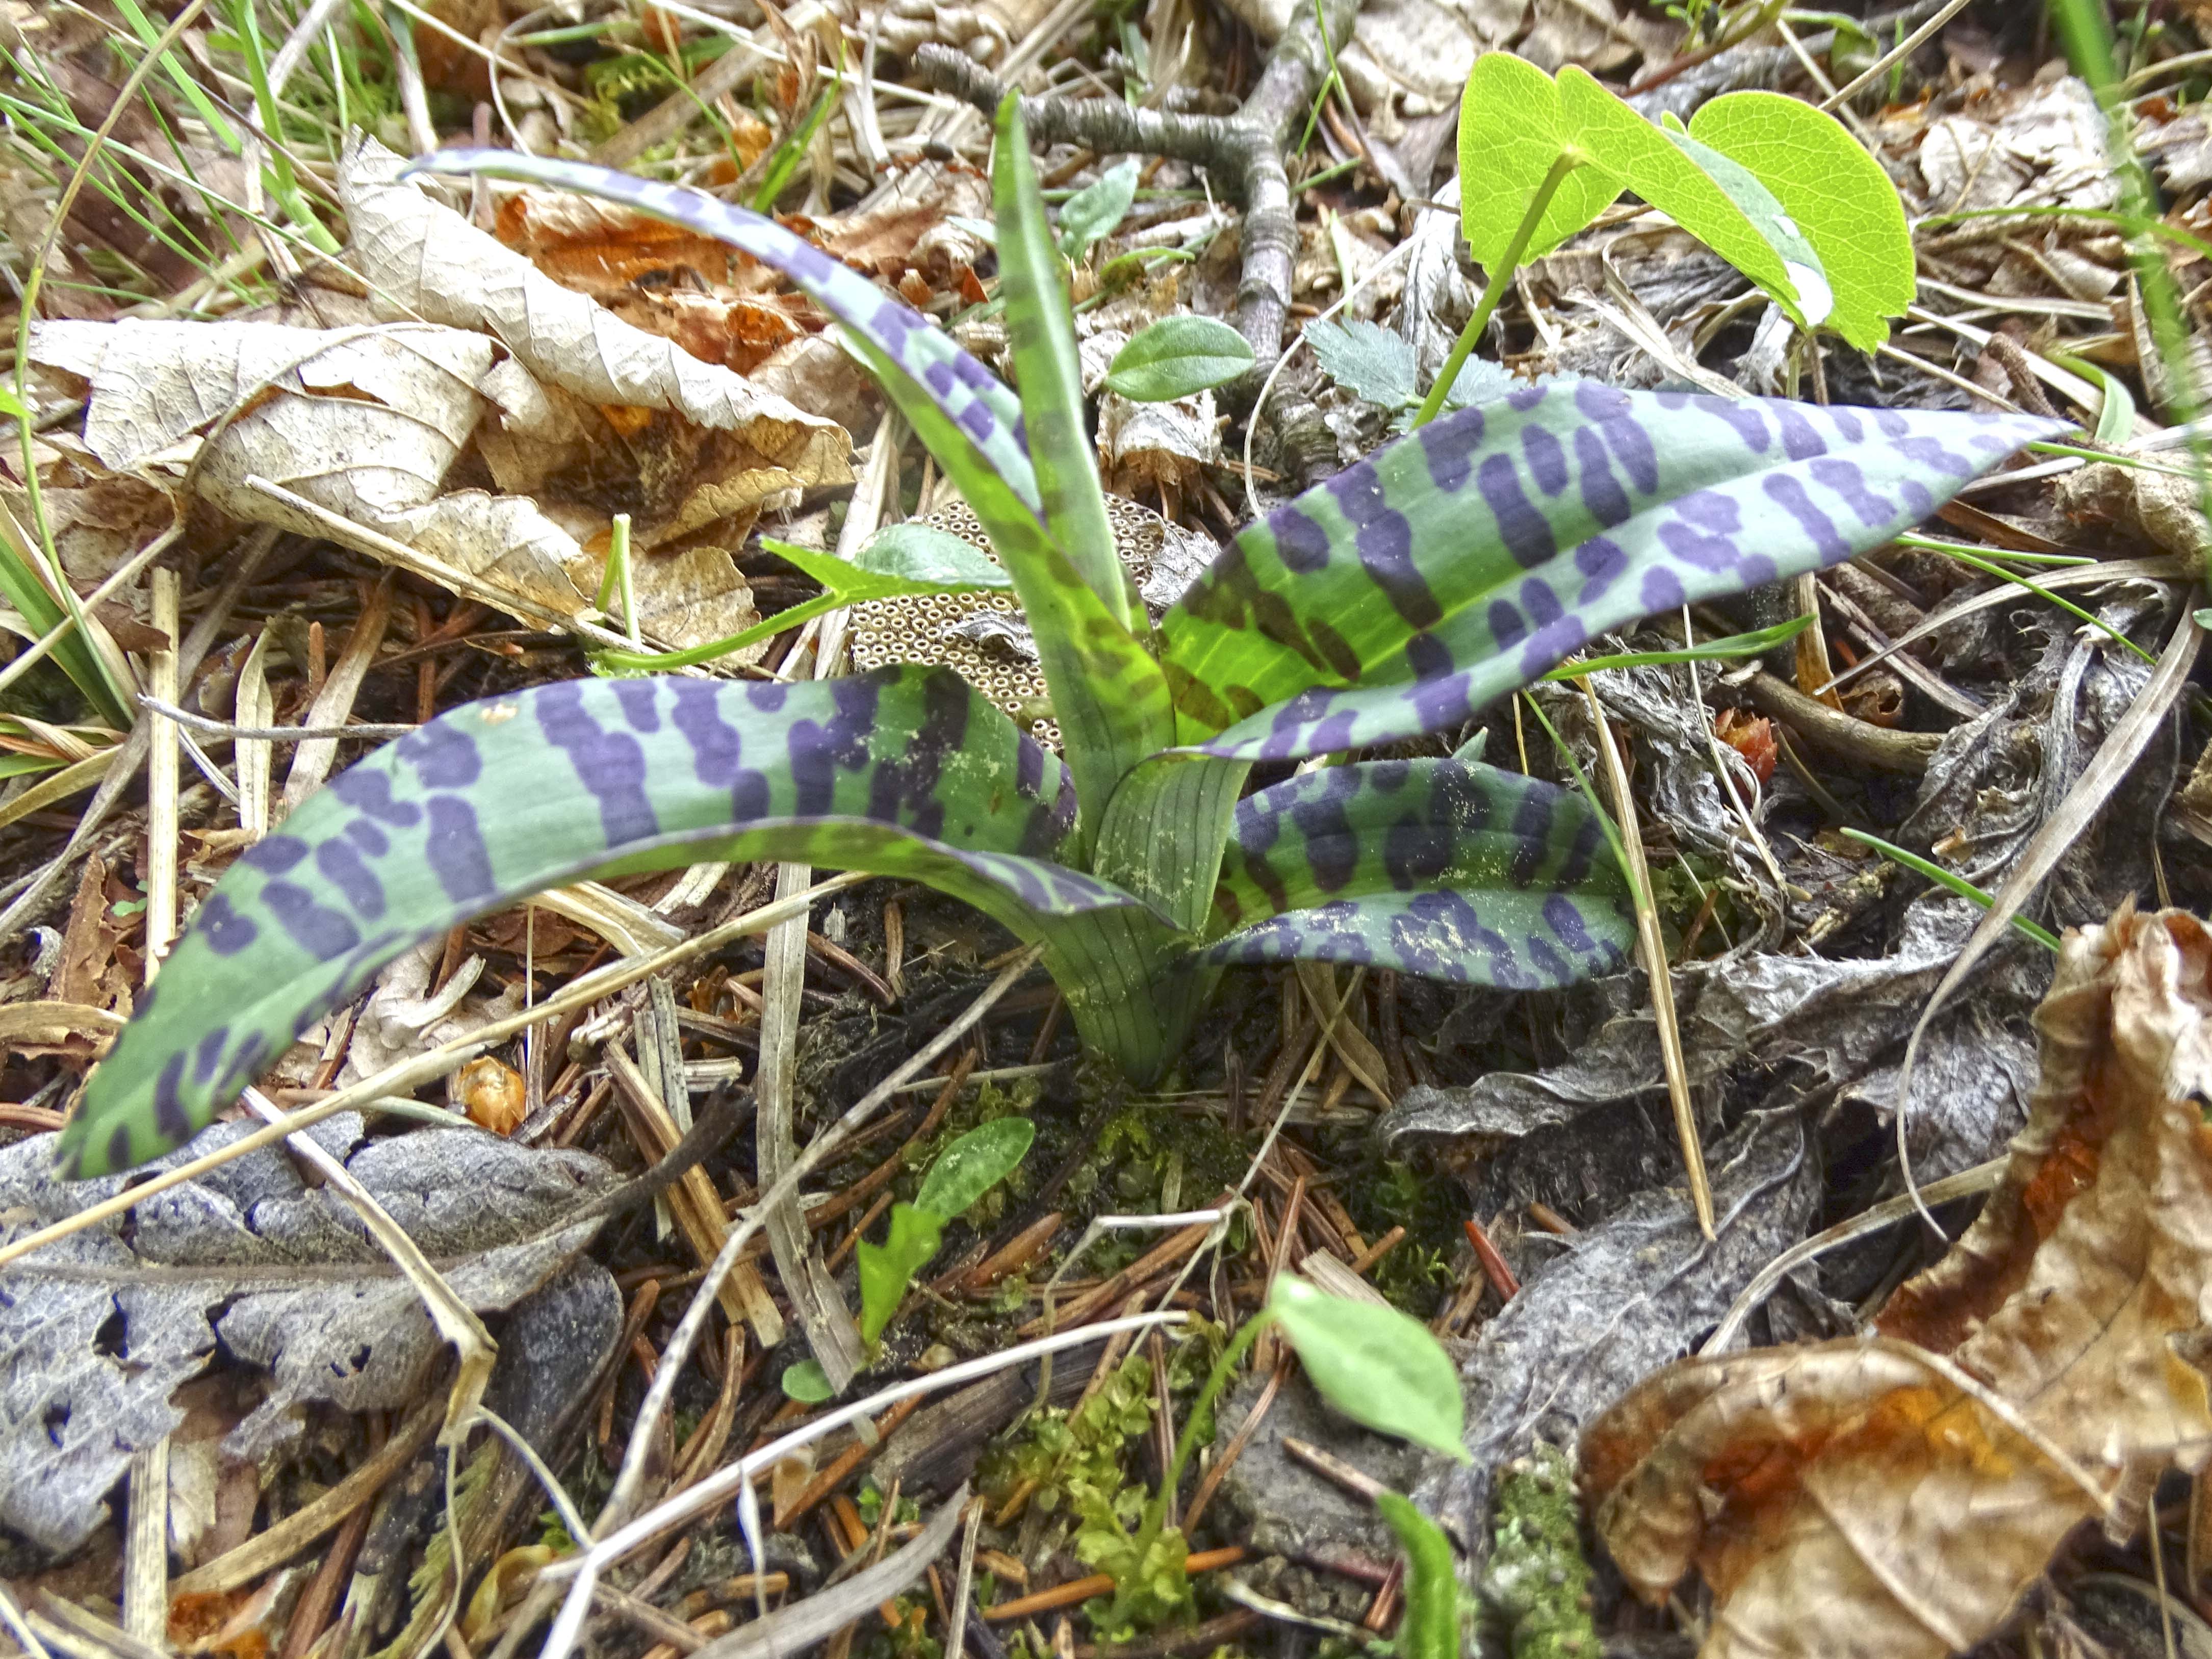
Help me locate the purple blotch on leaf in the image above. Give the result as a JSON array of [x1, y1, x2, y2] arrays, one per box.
[[424, 795, 497, 904]]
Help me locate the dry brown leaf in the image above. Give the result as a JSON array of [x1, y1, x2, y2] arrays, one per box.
[[339, 133, 850, 544], [1215, 0, 1521, 113], [28, 316, 766, 654], [1918, 79, 2120, 216], [1582, 903, 2212, 1659]]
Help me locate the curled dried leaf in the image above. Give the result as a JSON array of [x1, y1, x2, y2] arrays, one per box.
[[1583, 903, 2212, 1659]]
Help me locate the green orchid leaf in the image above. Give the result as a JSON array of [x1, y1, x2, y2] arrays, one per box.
[[1686, 91, 1915, 350], [1267, 1275, 1469, 1462], [1456, 51, 1624, 269], [586, 529, 1012, 674], [1541, 612, 1812, 678], [914, 1117, 1035, 1220], [1200, 757, 1631, 988], [405, 150, 1178, 836], [1375, 1493, 1461, 1659], [858, 1202, 944, 1343], [1105, 317, 1255, 402], [992, 99, 1128, 627], [1058, 157, 1140, 260], [1157, 383, 2065, 762], [1091, 751, 1250, 930], [1559, 67, 1831, 328], [405, 149, 1042, 519], [834, 330, 1176, 842], [59, 669, 1166, 1177]]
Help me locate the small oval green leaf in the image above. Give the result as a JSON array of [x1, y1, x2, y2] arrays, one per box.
[[854, 524, 1014, 589], [1105, 317, 1256, 402], [915, 1117, 1036, 1221], [1267, 1275, 1469, 1462], [782, 1359, 835, 1402], [1058, 158, 1141, 258]]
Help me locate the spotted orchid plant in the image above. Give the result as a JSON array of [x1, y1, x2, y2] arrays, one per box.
[[59, 104, 2061, 1177]]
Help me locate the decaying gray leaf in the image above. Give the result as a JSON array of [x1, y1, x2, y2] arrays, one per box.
[[1427, 1109, 1820, 1548], [1917, 77, 2120, 215], [0, 1116, 614, 1556]]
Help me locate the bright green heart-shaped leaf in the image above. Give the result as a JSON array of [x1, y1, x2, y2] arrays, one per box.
[[1559, 67, 1831, 328], [914, 1117, 1035, 1220], [1686, 91, 1913, 349], [858, 1202, 944, 1343], [1457, 51, 1625, 269], [1058, 158, 1140, 260], [1105, 316, 1254, 402], [1267, 1275, 1469, 1462]]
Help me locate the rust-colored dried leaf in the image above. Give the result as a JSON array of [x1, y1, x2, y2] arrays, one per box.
[[458, 1056, 528, 1134], [1713, 709, 1777, 786], [1583, 904, 2212, 1659]]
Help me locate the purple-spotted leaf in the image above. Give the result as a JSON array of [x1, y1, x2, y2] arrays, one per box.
[[58, 669, 1160, 1177], [413, 148, 1179, 840], [406, 148, 1040, 517], [1158, 385, 2065, 762], [1198, 757, 1631, 987]]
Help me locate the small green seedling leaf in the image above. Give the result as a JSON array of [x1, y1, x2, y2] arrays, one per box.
[[1559, 67, 1832, 329], [1267, 1276, 1469, 1462], [914, 1117, 1036, 1220], [1375, 1492, 1462, 1659], [1058, 159, 1141, 261], [1306, 318, 1418, 408], [1542, 612, 1814, 679], [782, 1359, 836, 1402], [2087, 364, 2138, 445], [858, 1202, 945, 1344], [1105, 316, 1255, 401], [857, 1119, 1034, 1344], [768, 533, 1010, 599], [850, 524, 1015, 589], [1436, 356, 1517, 411], [593, 528, 1015, 670], [1686, 91, 1913, 350], [1457, 51, 1624, 269]]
